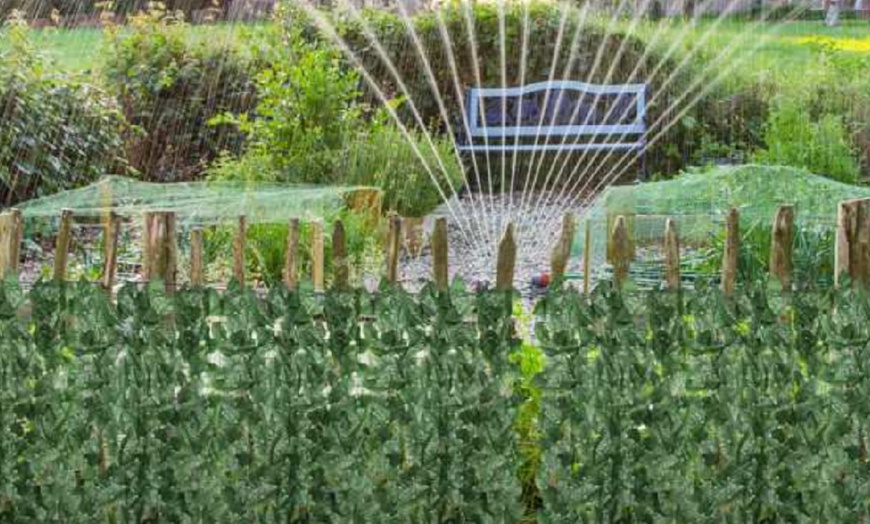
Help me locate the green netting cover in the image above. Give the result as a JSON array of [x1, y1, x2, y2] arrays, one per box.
[[576, 164, 870, 253], [17, 176, 376, 226], [571, 164, 870, 287]]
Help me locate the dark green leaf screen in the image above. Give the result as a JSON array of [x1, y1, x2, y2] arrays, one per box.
[[1, 280, 869, 521]]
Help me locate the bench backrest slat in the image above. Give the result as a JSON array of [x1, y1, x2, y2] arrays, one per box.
[[462, 80, 647, 144]]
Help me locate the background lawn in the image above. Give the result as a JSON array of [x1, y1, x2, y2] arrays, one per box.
[[12, 17, 870, 78]]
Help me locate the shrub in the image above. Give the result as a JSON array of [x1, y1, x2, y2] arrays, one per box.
[[756, 96, 860, 184], [0, 20, 126, 205], [102, 7, 258, 181], [343, 123, 464, 217], [309, 1, 692, 184], [210, 9, 463, 218]]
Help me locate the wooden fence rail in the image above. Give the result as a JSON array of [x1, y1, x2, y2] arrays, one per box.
[[1, 198, 870, 293]]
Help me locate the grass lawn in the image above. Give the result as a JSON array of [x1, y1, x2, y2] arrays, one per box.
[[626, 19, 870, 85], [13, 22, 265, 75], [7, 15, 870, 78]]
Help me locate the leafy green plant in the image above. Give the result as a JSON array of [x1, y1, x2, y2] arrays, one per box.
[[509, 300, 546, 519], [200, 209, 382, 286], [343, 122, 464, 217], [0, 18, 126, 205], [209, 7, 463, 217], [102, 7, 257, 181], [756, 95, 860, 183]]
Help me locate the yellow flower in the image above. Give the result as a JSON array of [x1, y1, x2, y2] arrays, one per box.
[[794, 35, 870, 53]]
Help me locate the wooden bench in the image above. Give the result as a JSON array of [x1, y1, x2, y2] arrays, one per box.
[[456, 80, 648, 178]]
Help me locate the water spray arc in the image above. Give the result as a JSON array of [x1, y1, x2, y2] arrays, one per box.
[[294, 0, 479, 246], [523, 5, 809, 257]]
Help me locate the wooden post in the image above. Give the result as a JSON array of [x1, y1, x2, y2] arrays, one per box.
[[550, 212, 576, 279], [663, 218, 681, 291], [164, 213, 178, 293], [142, 212, 154, 282], [284, 218, 299, 291], [8, 208, 21, 276], [144, 212, 178, 292], [385, 214, 401, 284], [311, 220, 324, 292], [496, 223, 517, 291], [332, 218, 348, 290], [854, 200, 870, 288], [101, 212, 121, 291], [610, 216, 632, 288], [582, 219, 591, 295], [54, 209, 74, 282], [233, 216, 246, 286], [432, 217, 449, 291], [189, 227, 204, 287], [721, 207, 740, 296], [99, 180, 112, 262], [770, 205, 794, 291], [836, 200, 854, 287], [0, 210, 22, 280], [839, 199, 870, 288], [345, 188, 383, 223], [607, 213, 635, 264]]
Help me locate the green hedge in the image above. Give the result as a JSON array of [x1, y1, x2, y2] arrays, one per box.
[[329, 2, 701, 186], [0, 23, 126, 205], [102, 11, 259, 182]]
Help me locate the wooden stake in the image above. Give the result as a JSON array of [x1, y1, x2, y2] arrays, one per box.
[[848, 199, 870, 288], [385, 214, 401, 284], [0, 213, 13, 279], [233, 216, 246, 286], [311, 220, 324, 292], [8, 208, 21, 275], [189, 227, 204, 287], [346, 188, 383, 223], [721, 207, 740, 296], [144, 212, 178, 292], [404, 216, 425, 258], [54, 209, 74, 282], [835, 200, 855, 287], [142, 212, 154, 282], [332, 219, 348, 290], [99, 180, 112, 262], [582, 219, 591, 296], [432, 217, 449, 291], [550, 212, 576, 279], [284, 218, 299, 291], [610, 216, 632, 288], [663, 218, 681, 291], [770, 205, 794, 291], [101, 212, 121, 291], [496, 223, 517, 291], [164, 213, 178, 293]]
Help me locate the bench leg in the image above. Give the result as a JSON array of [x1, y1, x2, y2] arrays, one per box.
[[636, 149, 649, 183]]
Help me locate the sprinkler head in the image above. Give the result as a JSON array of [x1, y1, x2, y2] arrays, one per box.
[[531, 272, 551, 289]]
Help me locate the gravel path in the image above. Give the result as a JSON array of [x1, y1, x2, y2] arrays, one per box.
[[398, 191, 589, 297]]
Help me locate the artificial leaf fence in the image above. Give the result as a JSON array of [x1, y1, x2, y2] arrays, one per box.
[[2, 280, 870, 520], [0, 282, 523, 521], [536, 283, 870, 521], [1, 200, 870, 520]]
